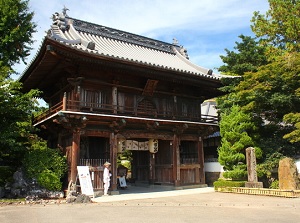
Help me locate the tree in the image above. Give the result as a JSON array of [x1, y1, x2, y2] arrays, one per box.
[[0, 0, 39, 166], [283, 111, 300, 143], [250, 0, 300, 145], [0, 71, 40, 166], [218, 105, 259, 179], [217, 0, 300, 183], [251, 0, 300, 53], [217, 35, 268, 113], [0, 0, 36, 70], [218, 35, 268, 76]]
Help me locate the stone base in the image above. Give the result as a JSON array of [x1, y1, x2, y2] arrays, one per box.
[[245, 182, 263, 188]]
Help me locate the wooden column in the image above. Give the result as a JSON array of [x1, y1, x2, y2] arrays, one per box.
[[172, 135, 180, 187], [149, 153, 155, 184], [112, 86, 117, 114], [110, 132, 118, 190], [70, 129, 81, 184], [62, 92, 67, 111], [198, 137, 205, 184]]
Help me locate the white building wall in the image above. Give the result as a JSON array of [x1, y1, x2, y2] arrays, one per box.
[[204, 162, 224, 172]]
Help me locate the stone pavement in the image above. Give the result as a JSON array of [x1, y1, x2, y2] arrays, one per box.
[[1, 185, 300, 223], [92, 184, 215, 203]]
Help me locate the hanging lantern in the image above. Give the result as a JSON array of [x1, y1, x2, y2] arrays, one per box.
[[117, 140, 126, 153], [149, 139, 158, 153]]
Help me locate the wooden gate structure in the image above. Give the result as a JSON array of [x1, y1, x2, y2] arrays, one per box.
[[20, 8, 223, 192]]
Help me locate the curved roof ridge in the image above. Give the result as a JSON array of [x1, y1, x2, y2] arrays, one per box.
[[47, 9, 222, 80], [69, 17, 175, 54], [172, 46, 217, 78]]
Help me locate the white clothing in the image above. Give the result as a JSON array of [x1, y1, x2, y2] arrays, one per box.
[[103, 166, 111, 195], [118, 176, 127, 187]]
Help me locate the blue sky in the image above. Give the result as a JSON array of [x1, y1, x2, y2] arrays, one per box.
[[14, 0, 270, 75]]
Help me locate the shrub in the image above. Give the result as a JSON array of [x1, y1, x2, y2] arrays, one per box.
[[213, 179, 246, 190], [269, 179, 279, 189], [23, 146, 67, 191]]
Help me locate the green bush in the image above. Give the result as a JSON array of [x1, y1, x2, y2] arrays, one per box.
[[213, 179, 246, 190], [269, 179, 279, 189], [23, 147, 67, 191], [37, 170, 63, 191]]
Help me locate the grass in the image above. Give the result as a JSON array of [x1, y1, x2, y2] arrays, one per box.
[[0, 198, 25, 203]]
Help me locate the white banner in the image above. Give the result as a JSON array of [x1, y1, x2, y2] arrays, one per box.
[[77, 166, 94, 197]]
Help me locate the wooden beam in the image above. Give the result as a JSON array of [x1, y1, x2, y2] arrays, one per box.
[[121, 131, 173, 140]]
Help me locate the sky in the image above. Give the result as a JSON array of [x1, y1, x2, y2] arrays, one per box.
[[14, 0, 270, 75]]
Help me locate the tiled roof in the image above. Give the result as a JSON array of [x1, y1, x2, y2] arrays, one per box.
[[48, 10, 220, 80]]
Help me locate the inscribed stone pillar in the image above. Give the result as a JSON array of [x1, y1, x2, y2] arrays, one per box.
[[278, 157, 299, 190], [245, 147, 263, 188]]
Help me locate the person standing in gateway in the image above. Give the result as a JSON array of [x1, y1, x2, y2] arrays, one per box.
[[103, 162, 111, 196]]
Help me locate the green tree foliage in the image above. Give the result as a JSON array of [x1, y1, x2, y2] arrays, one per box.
[[218, 105, 258, 179], [0, 0, 36, 69], [236, 52, 300, 121], [283, 112, 300, 143], [0, 0, 41, 167], [218, 35, 268, 76], [23, 139, 67, 191], [217, 0, 300, 182], [251, 0, 300, 53], [0, 70, 40, 166], [217, 35, 268, 113]]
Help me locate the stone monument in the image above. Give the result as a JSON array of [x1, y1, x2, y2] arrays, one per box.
[[245, 147, 263, 188], [278, 157, 299, 190]]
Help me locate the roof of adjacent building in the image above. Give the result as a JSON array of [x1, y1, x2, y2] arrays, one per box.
[[43, 9, 219, 80]]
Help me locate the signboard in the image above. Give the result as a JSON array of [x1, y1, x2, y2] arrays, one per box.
[[122, 140, 157, 151], [77, 166, 94, 197]]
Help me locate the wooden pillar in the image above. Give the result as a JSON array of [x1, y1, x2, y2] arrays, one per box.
[[172, 135, 180, 187], [62, 92, 67, 111], [70, 129, 81, 184], [112, 86, 117, 114], [110, 132, 118, 190], [198, 137, 205, 184], [149, 153, 155, 184]]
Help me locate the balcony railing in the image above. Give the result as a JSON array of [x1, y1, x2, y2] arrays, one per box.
[[33, 99, 218, 125]]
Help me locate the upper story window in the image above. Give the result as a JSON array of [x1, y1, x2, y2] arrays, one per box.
[[80, 88, 108, 108]]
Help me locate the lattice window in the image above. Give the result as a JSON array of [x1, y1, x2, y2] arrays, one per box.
[[137, 98, 156, 114], [80, 88, 107, 108]]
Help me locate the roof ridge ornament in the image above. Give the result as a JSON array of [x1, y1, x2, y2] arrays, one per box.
[[179, 46, 189, 60], [173, 38, 179, 46], [173, 38, 189, 60], [52, 8, 69, 32], [50, 7, 95, 50], [62, 6, 69, 17]]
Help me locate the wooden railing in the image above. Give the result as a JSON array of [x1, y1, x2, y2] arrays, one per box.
[[34, 101, 63, 124], [33, 99, 219, 125]]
